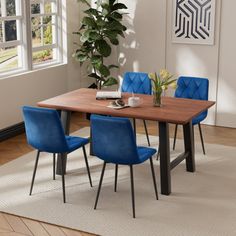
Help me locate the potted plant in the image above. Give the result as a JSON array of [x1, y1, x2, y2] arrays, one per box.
[[73, 0, 128, 89]]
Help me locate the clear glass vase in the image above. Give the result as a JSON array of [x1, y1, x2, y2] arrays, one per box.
[[153, 90, 162, 107]]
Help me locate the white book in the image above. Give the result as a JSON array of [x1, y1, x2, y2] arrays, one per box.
[[96, 91, 122, 100]]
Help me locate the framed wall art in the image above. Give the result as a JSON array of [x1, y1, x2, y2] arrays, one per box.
[[172, 0, 216, 45]]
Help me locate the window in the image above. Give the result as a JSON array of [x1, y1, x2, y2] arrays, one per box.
[[0, 0, 64, 76], [31, 0, 61, 66], [0, 0, 23, 73]]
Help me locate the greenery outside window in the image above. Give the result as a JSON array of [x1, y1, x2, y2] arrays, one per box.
[[31, 0, 61, 67], [0, 0, 23, 74]]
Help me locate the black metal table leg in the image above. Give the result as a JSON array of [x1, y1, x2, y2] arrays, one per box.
[[183, 121, 195, 172], [132, 118, 136, 140], [56, 110, 71, 175], [158, 122, 171, 195]]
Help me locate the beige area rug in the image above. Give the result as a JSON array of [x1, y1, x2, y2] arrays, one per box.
[[1, 127, 236, 236]]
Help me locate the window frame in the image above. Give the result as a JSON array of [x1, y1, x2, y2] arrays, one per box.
[[0, 0, 64, 77], [0, 0, 24, 75]]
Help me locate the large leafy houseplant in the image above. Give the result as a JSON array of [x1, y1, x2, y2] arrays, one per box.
[[73, 0, 128, 89]]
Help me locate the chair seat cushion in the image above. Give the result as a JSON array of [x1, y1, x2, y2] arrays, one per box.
[[136, 146, 157, 164], [66, 136, 89, 153]]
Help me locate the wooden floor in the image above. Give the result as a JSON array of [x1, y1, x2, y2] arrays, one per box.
[[0, 212, 93, 236], [0, 113, 235, 236]]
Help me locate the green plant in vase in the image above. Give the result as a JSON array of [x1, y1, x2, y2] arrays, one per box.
[[73, 0, 128, 89], [149, 69, 177, 107]]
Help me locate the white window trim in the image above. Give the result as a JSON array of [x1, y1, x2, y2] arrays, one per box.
[[0, 0, 66, 77]]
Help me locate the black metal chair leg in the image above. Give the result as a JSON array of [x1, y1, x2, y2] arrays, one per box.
[[143, 120, 150, 146], [114, 164, 118, 192], [60, 155, 66, 203], [130, 165, 135, 218], [94, 162, 106, 210], [82, 146, 93, 187], [198, 123, 206, 155], [173, 124, 178, 150], [53, 153, 56, 180], [29, 150, 40, 196], [149, 157, 158, 200]]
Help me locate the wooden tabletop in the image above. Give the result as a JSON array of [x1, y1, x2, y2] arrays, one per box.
[[38, 88, 215, 124]]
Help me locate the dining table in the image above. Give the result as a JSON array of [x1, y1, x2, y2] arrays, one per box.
[[38, 88, 215, 195]]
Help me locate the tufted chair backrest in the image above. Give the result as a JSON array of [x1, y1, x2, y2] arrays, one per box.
[[175, 76, 209, 100], [121, 72, 152, 95], [175, 76, 209, 123]]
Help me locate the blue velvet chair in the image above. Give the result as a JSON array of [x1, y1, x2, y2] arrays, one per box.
[[121, 72, 152, 146], [22, 106, 92, 203], [173, 76, 209, 154], [91, 114, 158, 218]]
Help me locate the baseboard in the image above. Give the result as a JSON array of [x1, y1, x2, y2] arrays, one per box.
[[0, 122, 25, 142]]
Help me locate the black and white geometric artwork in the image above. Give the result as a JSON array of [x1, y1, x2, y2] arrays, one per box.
[[172, 0, 216, 45]]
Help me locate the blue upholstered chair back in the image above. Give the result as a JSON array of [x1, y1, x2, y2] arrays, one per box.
[[22, 106, 69, 153], [121, 72, 152, 95], [175, 76, 209, 124], [91, 115, 140, 165]]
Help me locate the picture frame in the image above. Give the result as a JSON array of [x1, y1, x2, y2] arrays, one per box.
[[172, 0, 216, 45]]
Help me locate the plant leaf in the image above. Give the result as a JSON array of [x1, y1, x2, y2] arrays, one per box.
[[97, 64, 110, 77], [165, 79, 177, 86], [95, 40, 111, 57], [97, 17, 106, 27], [72, 31, 82, 35], [89, 31, 101, 40], [103, 30, 118, 40], [75, 53, 88, 62], [112, 3, 128, 11], [91, 55, 102, 65], [103, 77, 118, 87], [88, 73, 101, 80], [110, 38, 119, 45], [82, 17, 97, 28], [110, 12, 122, 20], [109, 0, 116, 6], [105, 20, 123, 31], [108, 64, 119, 69], [84, 8, 99, 16], [114, 29, 125, 38]]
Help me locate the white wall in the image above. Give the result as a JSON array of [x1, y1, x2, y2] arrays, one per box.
[[118, 0, 235, 128], [66, 0, 94, 90], [119, 0, 166, 76], [165, 0, 221, 125], [216, 0, 236, 127], [0, 0, 83, 130], [0, 66, 67, 129]]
